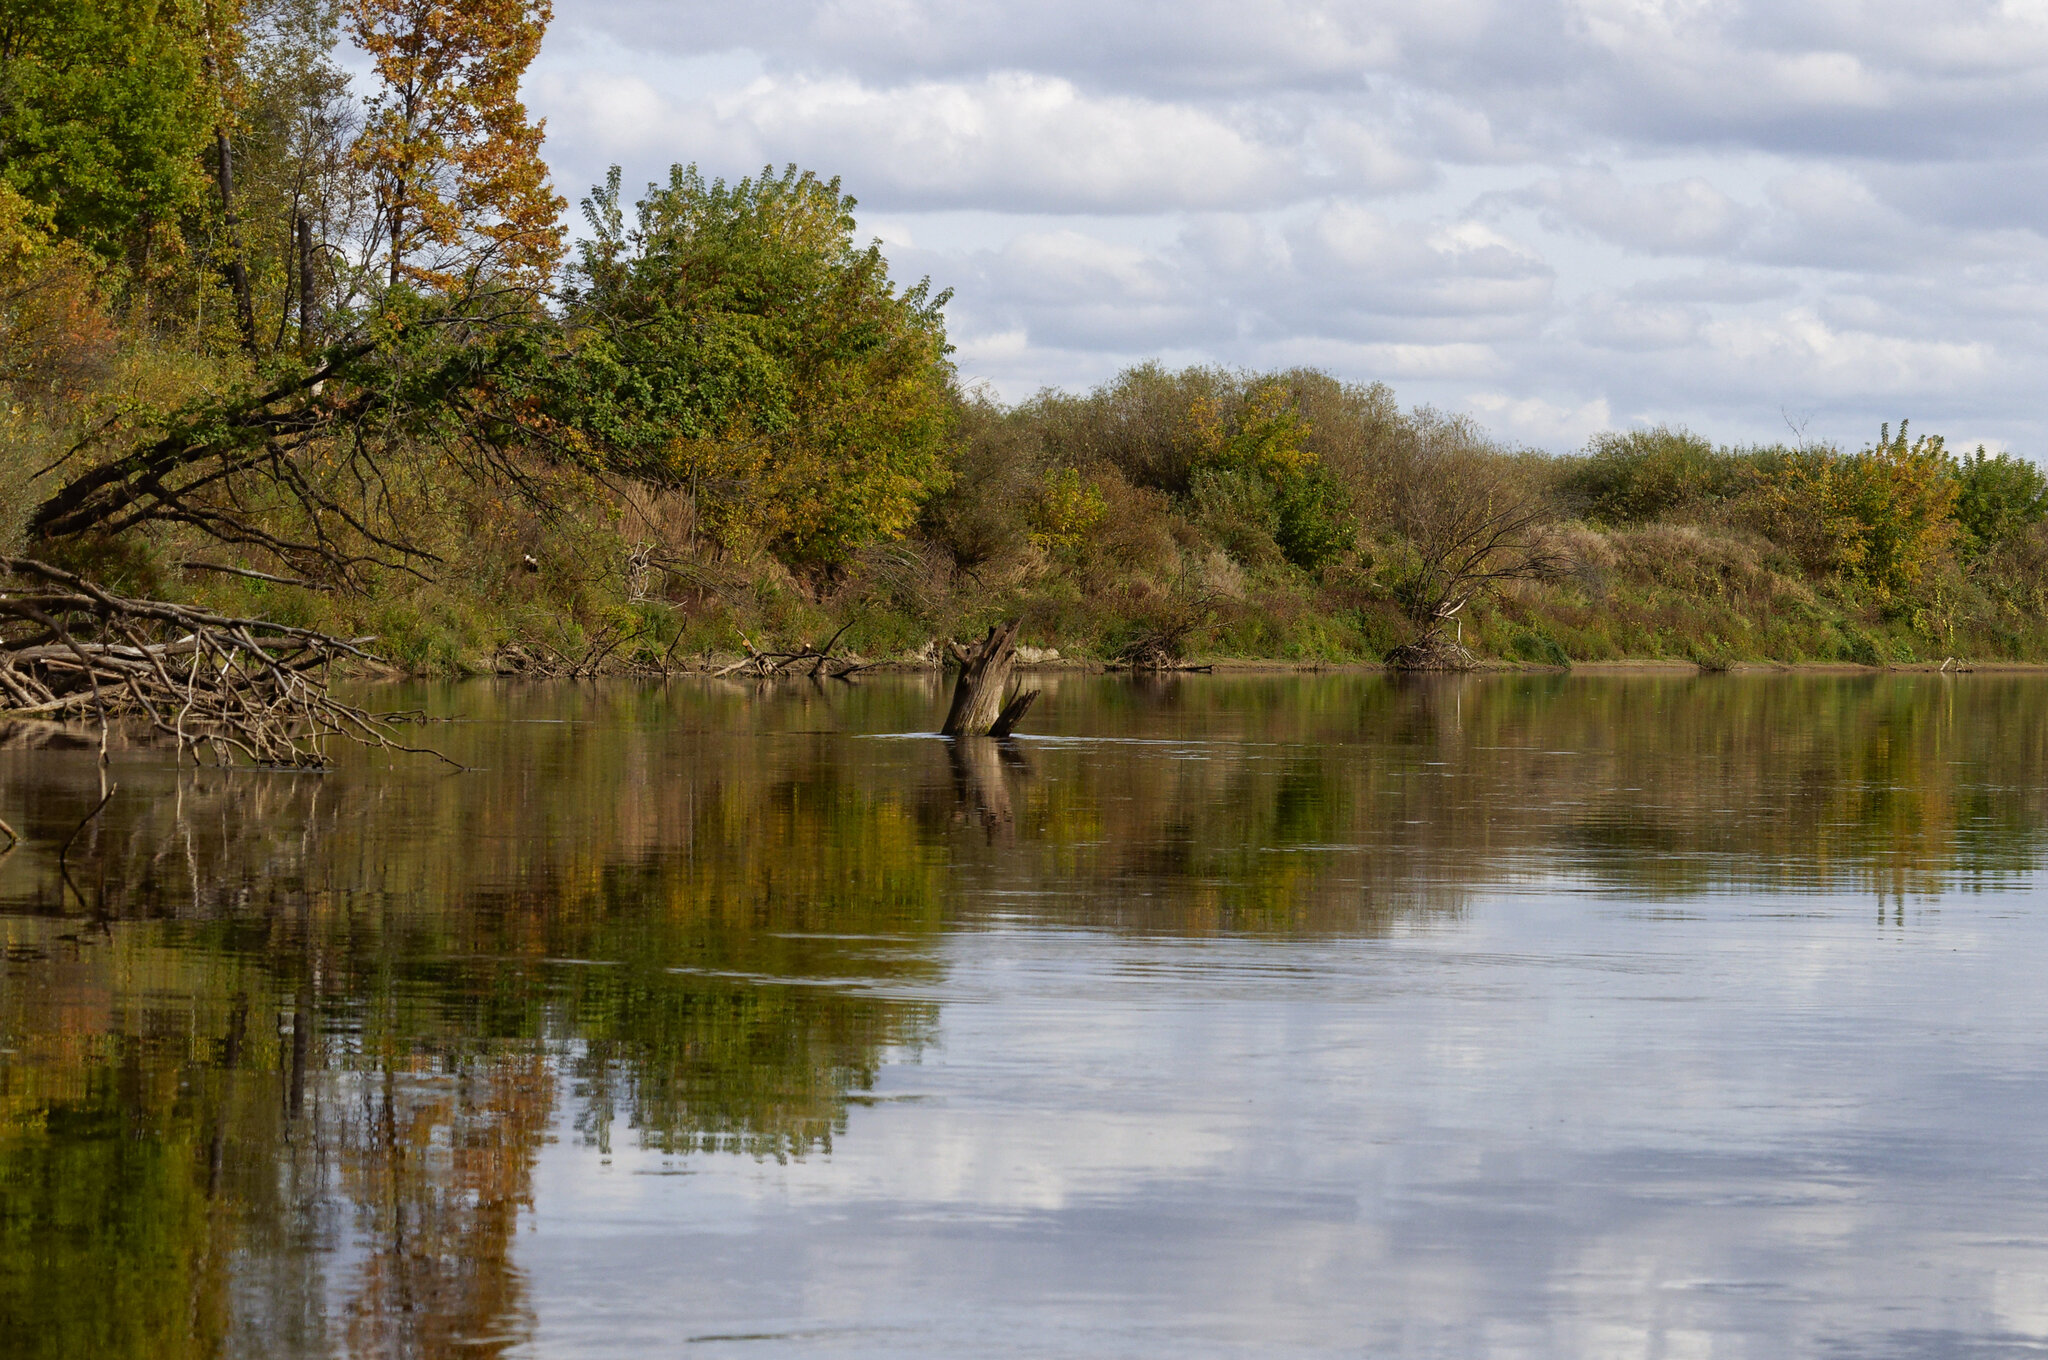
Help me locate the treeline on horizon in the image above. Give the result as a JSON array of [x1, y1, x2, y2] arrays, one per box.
[[5, 0, 2048, 673]]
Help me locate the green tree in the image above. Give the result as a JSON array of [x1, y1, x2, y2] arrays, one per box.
[[565, 163, 956, 566], [1953, 445, 2048, 558], [216, 0, 363, 351], [1187, 382, 1354, 570], [0, 0, 215, 267]]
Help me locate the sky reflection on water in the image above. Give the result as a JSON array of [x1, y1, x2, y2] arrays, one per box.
[[2, 674, 2047, 1358]]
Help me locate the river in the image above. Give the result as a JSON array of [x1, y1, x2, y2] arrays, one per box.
[[2, 672, 2046, 1357]]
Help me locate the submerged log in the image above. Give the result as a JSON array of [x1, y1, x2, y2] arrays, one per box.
[[941, 619, 1040, 737]]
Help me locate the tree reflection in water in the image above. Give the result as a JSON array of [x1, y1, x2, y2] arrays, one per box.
[[1, 672, 2046, 1355]]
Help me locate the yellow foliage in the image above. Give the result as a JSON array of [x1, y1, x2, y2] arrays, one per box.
[[1026, 466, 1108, 554], [349, 0, 566, 291], [1190, 382, 1317, 479], [1742, 424, 1958, 601]]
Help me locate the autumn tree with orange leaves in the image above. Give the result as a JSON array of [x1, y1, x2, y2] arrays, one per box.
[[348, 0, 564, 293]]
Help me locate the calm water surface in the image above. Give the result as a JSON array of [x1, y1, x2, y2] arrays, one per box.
[[3, 673, 2048, 1358]]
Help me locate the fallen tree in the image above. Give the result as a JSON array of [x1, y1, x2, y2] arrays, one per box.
[[0, 294, 564, 768], [711, 624, 872, 681], [0, 557, 452, 768]]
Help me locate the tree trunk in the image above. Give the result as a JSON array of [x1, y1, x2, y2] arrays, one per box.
[[213, 126, 257, 352], [389, 191, 405, 289], [298, 213, 319, 352], [941, 619, 1038, 736]]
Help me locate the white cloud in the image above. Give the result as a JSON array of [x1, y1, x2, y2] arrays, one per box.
[[1515, 169, 1756, 255], [1698, 310, 1998, 398], [1465, 392, 1614, 446], [724, 73, 1296, 212], [1576, 293, 1706, 350], [517, 0, 2048, 451], [1261, 338, 1506, 381], [537, 67, 1303, 213], [1306, 117, 1439, 194]]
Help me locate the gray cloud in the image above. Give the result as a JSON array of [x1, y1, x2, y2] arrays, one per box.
[[553, 0, 2048, 159]]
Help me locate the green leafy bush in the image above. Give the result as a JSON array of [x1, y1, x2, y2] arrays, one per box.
[[563, 164, 957, 566], [1556, 426, 1727, 524], [1954, 447, 2048, 557]]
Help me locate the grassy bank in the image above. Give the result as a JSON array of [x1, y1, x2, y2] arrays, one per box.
[[9, 309, 2046, 677], [119, 424, 2048, 678]]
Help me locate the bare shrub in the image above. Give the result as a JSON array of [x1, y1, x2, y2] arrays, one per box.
[[839, 538, 954, 619], [1275, 370, 1411, 527], [1380, 419, 1568, 667], [1028, 363, 1234, 494], [1074, 474, 1182, 588]]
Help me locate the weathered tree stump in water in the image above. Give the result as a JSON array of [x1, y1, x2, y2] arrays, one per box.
[[941, 619, 1040, 737]]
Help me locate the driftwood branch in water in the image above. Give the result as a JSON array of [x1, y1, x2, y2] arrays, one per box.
[[941, 619, 1040, 737], [0, 556, 455, 769], [706, 623, 870, 681], [989, 688, 1037, 738]]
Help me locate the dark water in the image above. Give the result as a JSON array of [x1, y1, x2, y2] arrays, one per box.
[[4, 673, 2048, 1358]]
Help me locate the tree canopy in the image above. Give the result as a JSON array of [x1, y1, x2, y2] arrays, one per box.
[[348, 0, 562, 290], [0, 0, 217, 265], [564, 164, 956, 565]]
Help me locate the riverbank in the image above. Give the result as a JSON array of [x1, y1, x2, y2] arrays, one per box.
[[129, 486, 2048, 684]]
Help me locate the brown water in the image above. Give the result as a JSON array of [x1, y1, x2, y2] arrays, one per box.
[[3, 673, 2048, 1358]]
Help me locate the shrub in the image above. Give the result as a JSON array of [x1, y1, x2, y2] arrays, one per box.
[[1954, 447, 2048, 558], [1185, 381, 1355, 571], [1735, 424, 1959, 601], [1027, 466, 1109, 556], [1556, 425, 1728, 524], [919, 398, 1045, 572], [1189, 465, 1281, 566], [1073, 473, 1182, 587], [1272, 464, 1355, 571], [1028, 363, 1233, 494]]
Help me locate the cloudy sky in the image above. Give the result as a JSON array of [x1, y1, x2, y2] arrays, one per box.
[[514, 1, 2048, 452]]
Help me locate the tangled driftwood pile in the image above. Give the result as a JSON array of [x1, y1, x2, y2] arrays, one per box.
[[711, 623, 874, 681], [1382, 635, 1479, 672], [0, 556, 451, 768]]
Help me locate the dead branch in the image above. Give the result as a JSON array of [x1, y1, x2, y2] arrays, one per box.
[[180, 560, 334, 590], [710, 626, 870, 682], [1111, 580, 1221, 672], [1, 556, 456, 770]]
